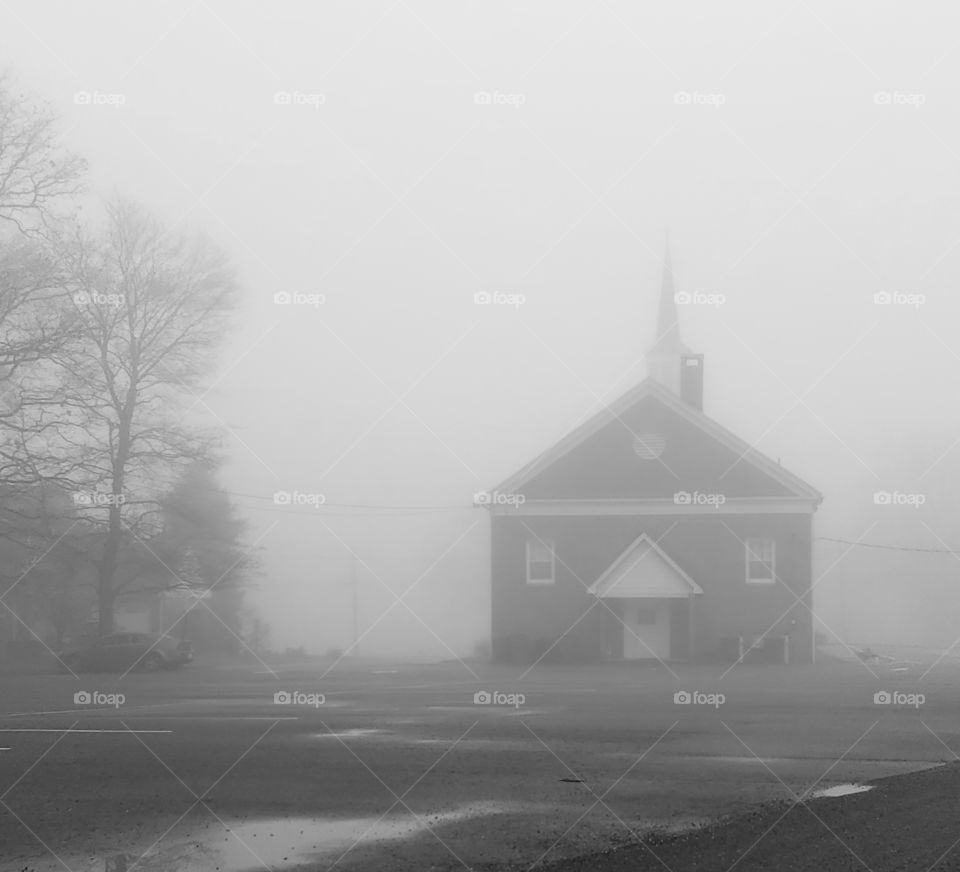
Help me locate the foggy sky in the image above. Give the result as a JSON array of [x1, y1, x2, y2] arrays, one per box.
[[4, 0, 960, 655]]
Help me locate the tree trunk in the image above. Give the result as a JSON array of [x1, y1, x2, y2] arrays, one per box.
[[97, 378, 136, 636], [98, 519, 118, 636]]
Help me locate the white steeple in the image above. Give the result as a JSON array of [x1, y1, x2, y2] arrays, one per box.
[[645, 238, 692, 394]]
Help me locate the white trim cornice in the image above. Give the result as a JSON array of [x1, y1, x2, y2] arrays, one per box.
[[488, 497, 820, 516]]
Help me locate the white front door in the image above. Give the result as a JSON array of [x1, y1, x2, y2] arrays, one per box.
[[622, 599, 671, 659]]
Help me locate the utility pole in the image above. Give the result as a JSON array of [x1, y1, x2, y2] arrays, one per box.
[[351, 549, 359, 658]]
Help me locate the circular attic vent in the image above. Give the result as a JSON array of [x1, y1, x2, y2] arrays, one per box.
[[633, 433, 666, 460]]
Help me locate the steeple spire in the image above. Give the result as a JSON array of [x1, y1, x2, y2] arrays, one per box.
[[646, 236, 692, 393], [653, 238, 682, 354]]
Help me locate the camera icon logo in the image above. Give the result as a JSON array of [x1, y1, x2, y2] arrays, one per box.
[[673, 491, 692, 505], [673, 291, 692, 304], [274, 691, 292, 704], [873, 491, 891, 505], [273, 491, 292, 506], [273, 292, 292, 305], [673, 91, 692, 105], [673, 691, 691, 704], [873, 691, 891, 705], [473, 491, 491, 506], [74, 691, 91, 705], [273, 91, 293, 105], [473, 691, 492, 705]]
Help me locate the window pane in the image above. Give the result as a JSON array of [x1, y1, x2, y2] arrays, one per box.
[[529, 561, 553, 581], [528, 539, 552, 561], [746, 538, 775, 580], [527, 538, 554, 583]]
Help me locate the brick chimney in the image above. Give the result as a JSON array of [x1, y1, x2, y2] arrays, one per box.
[[680, 353, 704, 411]]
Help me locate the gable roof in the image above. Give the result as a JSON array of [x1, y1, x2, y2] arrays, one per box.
[[588, 533, 703, 598], [494, 377, 822, 502]]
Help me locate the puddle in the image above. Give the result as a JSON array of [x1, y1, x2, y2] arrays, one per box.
[[696, 756, 798, 765], [426, 705, 492, 712], [811, 783, 874, 798], [78, 802, 515, 871], [425, 705, 546, 716], [311, 728, 535, 747], [413, 737, 527, 750], [641, 816, 710, 835], [214, 815, 440, 868], [134, 697, 351, 713], [314, 728, 385, 739]]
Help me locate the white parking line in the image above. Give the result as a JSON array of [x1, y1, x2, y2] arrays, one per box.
[[4, 702, 185, 717], [139, 716, 299, 721], [3, 703, 301, 722], [0, 729, 172, 734]]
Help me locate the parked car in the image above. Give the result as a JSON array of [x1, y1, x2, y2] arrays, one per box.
[[58, 632, 193, 673]]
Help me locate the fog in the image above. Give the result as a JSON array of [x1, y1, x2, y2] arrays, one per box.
[[5, 0, 960, 657]]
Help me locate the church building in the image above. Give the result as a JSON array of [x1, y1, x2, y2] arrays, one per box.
[[484, 250, 822, 664]]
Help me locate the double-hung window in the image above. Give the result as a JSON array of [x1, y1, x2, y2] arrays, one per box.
[[526, 537, 555, 585]]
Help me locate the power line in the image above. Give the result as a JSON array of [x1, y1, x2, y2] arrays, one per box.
[[817, 536, 960, 555], [165, 482, 960, 540], [218, 488, 473, 513], [231, 499, 475, 516]]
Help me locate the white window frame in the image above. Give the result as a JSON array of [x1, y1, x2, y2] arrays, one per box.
[[525, 537, 556, 585], [745, 537, 776, 584]]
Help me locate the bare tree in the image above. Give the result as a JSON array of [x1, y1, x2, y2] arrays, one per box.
[[0, 73, 85, 485], [0, 72, 85, 233], [0, 238, 81, 478], [0, 70, 83, 425], [0, 75, 86, 652], [51, 199, 238, 634]]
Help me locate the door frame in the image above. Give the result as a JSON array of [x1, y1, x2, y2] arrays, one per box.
[[621, 598, 671, 660]]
